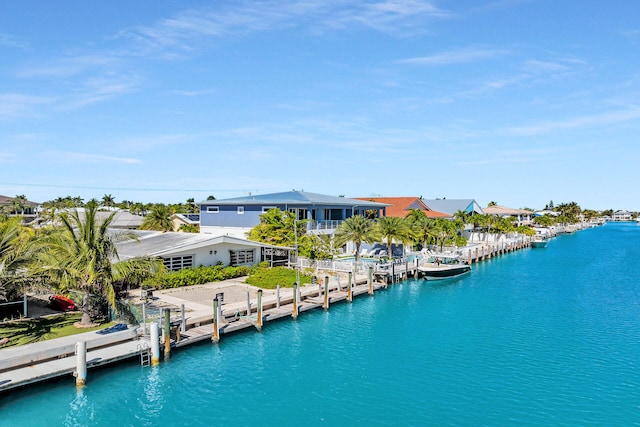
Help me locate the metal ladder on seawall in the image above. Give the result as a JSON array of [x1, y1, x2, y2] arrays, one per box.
[[138, 342, 151, 367]]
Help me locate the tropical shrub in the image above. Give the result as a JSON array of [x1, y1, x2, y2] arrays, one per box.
[[147, 265, 250, 289]]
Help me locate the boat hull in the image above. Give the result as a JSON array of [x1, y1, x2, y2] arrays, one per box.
[[419, 265, 471, 280], [531, 240, 548, 248]]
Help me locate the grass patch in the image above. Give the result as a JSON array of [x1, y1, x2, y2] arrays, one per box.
[[0, 313, 114, 348], [245, 266, 313, 289]]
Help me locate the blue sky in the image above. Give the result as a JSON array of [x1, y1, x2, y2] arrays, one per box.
[[1, 1, 639, 211]]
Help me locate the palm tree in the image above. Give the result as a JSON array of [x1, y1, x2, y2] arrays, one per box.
[[333, 215, 379, 268], [140, 205, 175, 232], [376, 216, 410, 258], [38, 203, 162, 327], [0, 217, 37, 302], [12, 194, 28, 215], [101, 194, 116, 208], [432, 218, 458, 251], [405, 209, 437, 250]]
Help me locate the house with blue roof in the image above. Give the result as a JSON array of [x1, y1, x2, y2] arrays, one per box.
[[200, 190, 388, 238], [421, 199, 484, 217]]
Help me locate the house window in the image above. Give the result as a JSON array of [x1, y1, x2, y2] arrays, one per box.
[[207, 206, 219, 213], [237, 206, 244, 214], [262, 206, 276, 213], [229, 249, 254, 266], [162, 255, 194, 271]]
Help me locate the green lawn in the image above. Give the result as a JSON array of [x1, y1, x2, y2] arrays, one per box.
[[0, 313, 114, 348]]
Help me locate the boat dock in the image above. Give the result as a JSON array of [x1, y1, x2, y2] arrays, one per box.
[[0, 237, 532, 392]]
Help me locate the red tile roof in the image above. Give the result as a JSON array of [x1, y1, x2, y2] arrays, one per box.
[[354, 197, 451, 218]]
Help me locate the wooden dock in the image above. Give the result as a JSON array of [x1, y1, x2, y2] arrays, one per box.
[[0, 237, 531, 392]]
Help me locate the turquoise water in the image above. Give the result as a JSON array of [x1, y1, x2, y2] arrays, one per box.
[[2, 223, 640, 426]]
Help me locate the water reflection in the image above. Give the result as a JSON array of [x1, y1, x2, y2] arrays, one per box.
[[64, 387, 95, 426], [135, 366, 164, 425]]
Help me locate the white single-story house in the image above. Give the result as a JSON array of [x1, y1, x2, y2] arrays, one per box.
[[115, 230, 291, 271]]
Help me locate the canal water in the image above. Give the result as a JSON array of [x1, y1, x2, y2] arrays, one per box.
[[1, 222, 639, 426]]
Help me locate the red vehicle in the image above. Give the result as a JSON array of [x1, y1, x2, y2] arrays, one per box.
[[48, 295, 77, 312]]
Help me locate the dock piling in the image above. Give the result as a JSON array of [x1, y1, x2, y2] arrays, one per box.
[[150, 322, 160, 365], [323, 276, 329, 310], [368, 266, 374, 295], [256, 289, 263, 331], [163, 308, 171, 360], [180, 303, 186, 333], [292, 283, 299, 319], [75, 341, 87, 387], [276, 285, 280, 309], [212, 298, 220, 343], [347, 271, 353, 302]]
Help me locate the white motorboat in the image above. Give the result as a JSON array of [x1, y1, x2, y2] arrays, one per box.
[[418, 253, 471, 280]]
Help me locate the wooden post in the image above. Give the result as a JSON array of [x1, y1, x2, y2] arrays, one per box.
[[180, 303, 186, 333], [23, 294, 27, 318], [256, 289, 263, 331], [391, 263, 395, 284], [150, 322, 160, 365], [246, 291, 251, 317], [292, 283, 299, 319], [163, 308, 171, 360], [475, 247, 479, 263], [323, 276, 329, 310], [276, 285, 281, 309], [212, 298, 220, 343], [141, 303, 147, 336], [347, 271, 353, 302], [75, 341, 87, 387], [368, 266, 374, 295]]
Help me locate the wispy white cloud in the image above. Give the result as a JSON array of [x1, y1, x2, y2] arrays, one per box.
[[520, 59, 570, 73], [0, 93, 55, 120], [399, 47, 508, 65], [0, 32, 28, 49], [60, 75, 139, 110], [324, 0, 450, 35], [504, 108, 640, 136], [18, 54, 121, 79], [44, 151, 143, 164], [119, 0, 449, 56], [171, 89, 216, 97]]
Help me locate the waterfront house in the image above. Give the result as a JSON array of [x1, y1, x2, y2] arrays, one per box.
[[612, 210, 633, 221], [171, 213, 200, 232], [483, 205, 534, 226], [421, 199, 484, 217], [353, 197, 450, 219], [199, 190, 388, 238], [41, 208, 145, 230], [116, 230, 291, 271], [0, 194, 40, 223]]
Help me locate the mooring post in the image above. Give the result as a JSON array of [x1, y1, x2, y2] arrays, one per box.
[[180, 303, 186, 333], [23, 294, 27, 318], [256, 289, 263, 331], [391, 263, 395, 284], [246, 291, 251, 317], [368, 266, 374, 295], [150, 322, 160, 365], [323, 276, 329, 310], [212, 298, 220, 343], [347, 271, 353, 302], [163, 308, 171, 360], [75, 341, 87, 387], [141, 303, 147, 336], [276, 285, 281, 309], [292, 283, 299, 319]]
